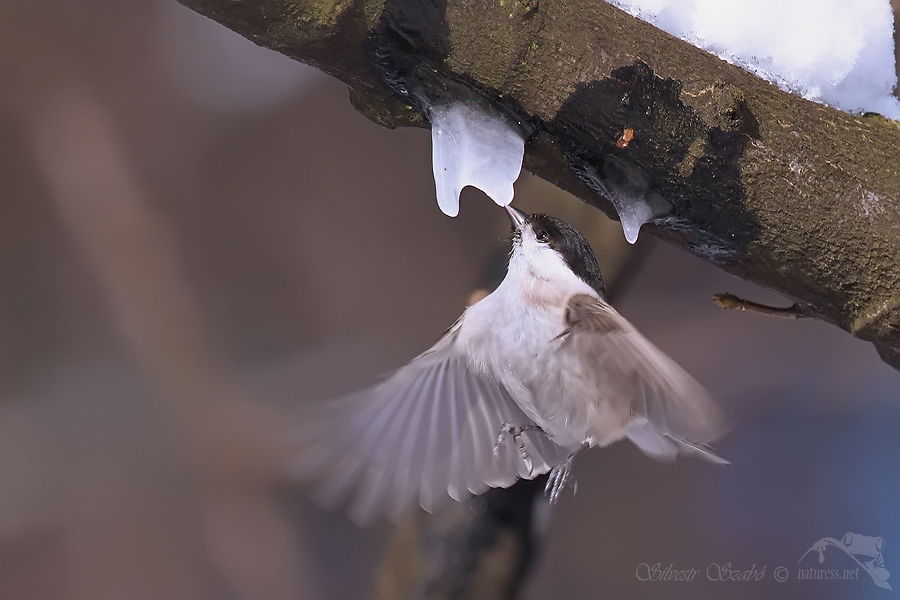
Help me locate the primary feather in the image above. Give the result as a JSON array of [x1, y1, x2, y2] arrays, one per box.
[[293, 323, 570, 524]]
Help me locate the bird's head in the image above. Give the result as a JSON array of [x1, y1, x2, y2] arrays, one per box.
[[504, 206, 606, 299]]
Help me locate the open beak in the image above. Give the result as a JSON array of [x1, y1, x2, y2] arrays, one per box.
[[505, 205, 527, 232]]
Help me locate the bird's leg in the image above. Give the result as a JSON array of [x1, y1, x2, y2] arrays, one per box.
[[545, 443, 589, 504], [494, 421, 545, 475]]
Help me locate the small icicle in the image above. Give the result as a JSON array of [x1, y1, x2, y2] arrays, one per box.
[[430, 102, 525, 217], [580, 159, 671, 244], [610, 194, 657, 244]]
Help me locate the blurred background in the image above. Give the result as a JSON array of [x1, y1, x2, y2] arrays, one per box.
[[0, 1, 899, 599]]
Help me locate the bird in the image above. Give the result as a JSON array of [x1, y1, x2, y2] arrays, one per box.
[[293, 206, 728, 524]]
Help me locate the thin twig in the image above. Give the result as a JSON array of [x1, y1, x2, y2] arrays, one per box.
[[713, 293, 808, 319]]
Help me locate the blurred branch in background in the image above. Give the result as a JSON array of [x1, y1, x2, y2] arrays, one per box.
[[373, 179, 651, 600], [23, 85, 320, 600]]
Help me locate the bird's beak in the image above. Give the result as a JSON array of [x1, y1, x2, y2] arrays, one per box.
[[505, 205, 527, 232]]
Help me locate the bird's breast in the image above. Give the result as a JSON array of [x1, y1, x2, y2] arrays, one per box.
[[458, 284, 625, 449], [458, 291, 583, 440]]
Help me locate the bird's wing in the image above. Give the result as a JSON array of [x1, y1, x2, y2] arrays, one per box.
[[560, 293, 729, 463], [291, 321, 569, 524]]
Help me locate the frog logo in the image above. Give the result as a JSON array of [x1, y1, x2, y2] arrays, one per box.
[[799, 533, 891, 590]]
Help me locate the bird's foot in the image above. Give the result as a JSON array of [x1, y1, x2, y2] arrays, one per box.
[[494, 421, 543, 475], [545, 443, 588, 504]]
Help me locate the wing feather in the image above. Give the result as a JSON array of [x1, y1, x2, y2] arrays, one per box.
[[419, 359, 450, 512], [561, 294, 728, 462], [293, 325, 569, 523], [385, 364, 434, 519]]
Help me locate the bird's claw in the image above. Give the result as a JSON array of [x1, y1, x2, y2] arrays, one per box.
[[545, 456, 578, 504], [494, 421, 541, 475]]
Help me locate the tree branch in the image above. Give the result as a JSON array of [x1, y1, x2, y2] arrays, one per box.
[[712, 293, 807, 320], [178, 0, 900, 370]]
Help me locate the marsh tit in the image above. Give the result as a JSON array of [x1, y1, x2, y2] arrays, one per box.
[[295, 206, 728, 523]]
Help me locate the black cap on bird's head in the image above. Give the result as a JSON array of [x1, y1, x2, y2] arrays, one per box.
[[504, 206, 606, 299]]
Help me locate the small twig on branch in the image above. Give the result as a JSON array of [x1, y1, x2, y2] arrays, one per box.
[[713, 293, 808, 319]]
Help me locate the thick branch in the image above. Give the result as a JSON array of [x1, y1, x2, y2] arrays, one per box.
[[179, 0, 900, 369]]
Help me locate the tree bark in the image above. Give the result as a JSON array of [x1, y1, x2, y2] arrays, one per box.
[[179, 0, 900, 370]]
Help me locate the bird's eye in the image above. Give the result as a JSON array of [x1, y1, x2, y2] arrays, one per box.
[[535, 229, 550, 243]]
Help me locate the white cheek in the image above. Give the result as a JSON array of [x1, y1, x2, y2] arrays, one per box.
[[504, 232, 597, 307], [517, 236, 573, 282]]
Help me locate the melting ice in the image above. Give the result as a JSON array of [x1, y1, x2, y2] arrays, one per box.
[[430, 102, 525, 217], [609, 192, 660, 244], [582, 160, 671, 244], [428, 100, 668, 243]]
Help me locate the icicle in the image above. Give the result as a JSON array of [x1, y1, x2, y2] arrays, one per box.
[[430, 102, 525, 217], [581, 159, 671, 244], [609, 193, 658, 244]]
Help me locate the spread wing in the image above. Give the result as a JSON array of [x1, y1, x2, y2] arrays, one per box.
[[560, 294, 729, 463], [291, 321, 570, 524]]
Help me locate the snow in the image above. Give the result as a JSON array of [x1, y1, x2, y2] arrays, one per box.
[[430, 103, 525, 217], [607, 0, 900, 119]]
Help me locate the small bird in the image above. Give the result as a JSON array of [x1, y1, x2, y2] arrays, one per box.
[[295, 206, 728, 524]]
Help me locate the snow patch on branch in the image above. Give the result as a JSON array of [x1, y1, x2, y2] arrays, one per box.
[[607, 0, 900, 119]]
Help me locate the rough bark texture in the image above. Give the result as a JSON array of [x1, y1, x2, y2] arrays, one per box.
[[179, 0, 900, 369]]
